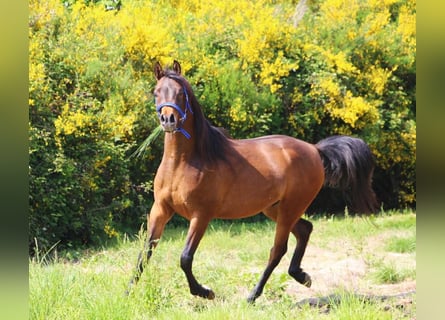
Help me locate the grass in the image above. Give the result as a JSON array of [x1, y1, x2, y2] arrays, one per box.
[[385, 235, 416, 254], [29, 210, 416, 319], [370, 260, 416, 284]]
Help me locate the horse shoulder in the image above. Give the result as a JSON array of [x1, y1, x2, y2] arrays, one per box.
[[153, 160, 211, 216]]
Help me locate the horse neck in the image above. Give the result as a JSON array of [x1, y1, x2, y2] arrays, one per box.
[[162, 131, 196, 164]]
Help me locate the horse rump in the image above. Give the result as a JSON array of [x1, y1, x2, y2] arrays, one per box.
[[315, 135, 379, 214]]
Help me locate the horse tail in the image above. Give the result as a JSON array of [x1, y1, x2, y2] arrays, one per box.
[[315, 135, 379, 214]]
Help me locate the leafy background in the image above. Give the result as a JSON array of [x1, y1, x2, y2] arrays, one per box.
[[29, 0, 415, 252]]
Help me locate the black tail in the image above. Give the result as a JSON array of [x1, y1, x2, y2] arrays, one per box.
[[315, 135, 379, 214]]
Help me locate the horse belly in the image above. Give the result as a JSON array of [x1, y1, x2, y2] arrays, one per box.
[[216, 196, 279, 219], [214, 169, 284, 219]]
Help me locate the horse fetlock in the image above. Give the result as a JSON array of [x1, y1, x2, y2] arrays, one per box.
[[247, 285, 263, 303]]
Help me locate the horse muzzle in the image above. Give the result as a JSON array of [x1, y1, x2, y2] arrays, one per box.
[[159, 112, 178, 133], [156, 102, 192, 139]]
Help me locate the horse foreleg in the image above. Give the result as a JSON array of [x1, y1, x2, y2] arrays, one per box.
[[247, 222, 290, 303], [181, 217, 215, 299], [288, 218, 313, 287], [126, 238, 159, 294], [126, 205, 172, 295]]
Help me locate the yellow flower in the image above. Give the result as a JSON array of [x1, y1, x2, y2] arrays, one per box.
[[326, 91, 378, 129], [368, 66, 392, 95], [318, 77, 341, 97], [397, 4, 416, 45]]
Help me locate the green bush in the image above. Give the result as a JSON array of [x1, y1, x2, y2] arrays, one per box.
[[29, 0, 415, 252]]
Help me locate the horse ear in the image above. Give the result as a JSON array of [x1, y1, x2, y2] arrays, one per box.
[[154, 61, 164, 80], [172, 60, 181, 75]]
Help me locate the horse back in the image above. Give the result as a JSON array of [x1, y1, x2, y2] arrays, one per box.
[[230, 135, 324, 190]]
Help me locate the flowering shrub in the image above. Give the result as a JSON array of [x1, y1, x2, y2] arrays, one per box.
[[285, 0, 416, 207], [29, 0, 415, 251]]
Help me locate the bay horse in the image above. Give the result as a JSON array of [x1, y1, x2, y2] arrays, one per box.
[[127, 61, 377, 303]]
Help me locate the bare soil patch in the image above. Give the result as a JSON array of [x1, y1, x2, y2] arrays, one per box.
[[282, 235, 416, 316]]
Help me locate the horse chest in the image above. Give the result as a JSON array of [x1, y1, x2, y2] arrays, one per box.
[[155, 163, 209, 214]]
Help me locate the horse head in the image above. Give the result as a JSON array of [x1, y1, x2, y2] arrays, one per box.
[[154, 60, 193, 139]]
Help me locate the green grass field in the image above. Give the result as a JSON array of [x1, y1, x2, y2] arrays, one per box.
[[29, 210, 415, 319]]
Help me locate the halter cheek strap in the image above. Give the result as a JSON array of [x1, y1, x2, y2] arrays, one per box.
[[156, 85, 193, 139]]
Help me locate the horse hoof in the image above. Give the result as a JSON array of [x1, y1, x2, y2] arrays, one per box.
[[203, 286, 215, 300], [247, 294, 257, 304], [291, 270, 312, 288], [302, 273, 312, 288], [207, 290, 215, 300]]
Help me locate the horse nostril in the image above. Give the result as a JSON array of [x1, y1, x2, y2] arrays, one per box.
[[160, 114, 166, 123], [169, 114, 175, 123]]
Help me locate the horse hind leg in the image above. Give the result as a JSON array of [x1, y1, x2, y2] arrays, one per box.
[[247, 219, 291, 303], [288, 218, 313, 287]]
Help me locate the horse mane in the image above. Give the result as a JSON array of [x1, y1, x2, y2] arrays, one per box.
[[163, 70, 231, 166]]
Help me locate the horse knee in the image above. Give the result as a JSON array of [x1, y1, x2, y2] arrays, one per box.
[[279, 244, 288, 257], [272, 243, 287, 255], [180, 252, 193, 271], [269, 244, 287, 266]]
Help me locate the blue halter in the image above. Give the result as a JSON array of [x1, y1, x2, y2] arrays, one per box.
[[155, 84, 193, 139]]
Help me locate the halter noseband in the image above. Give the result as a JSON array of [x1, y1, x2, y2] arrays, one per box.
[[155, 80, 193, 139]]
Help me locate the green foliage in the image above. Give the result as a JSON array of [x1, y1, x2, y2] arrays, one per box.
[[191, 60, 282, 138], [29, 0, 415, 252]]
